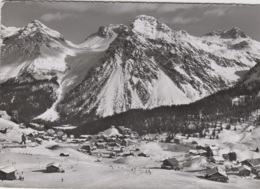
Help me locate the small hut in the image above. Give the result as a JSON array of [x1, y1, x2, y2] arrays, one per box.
[[205, 167, 228, 182], [46, 162, 61, 173], [162, 158, 180, 170], [238, 165, 251, 176], [0, 166, 16, 180]]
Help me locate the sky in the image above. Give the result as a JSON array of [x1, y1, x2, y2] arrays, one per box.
[[2, 2, 260, 43]]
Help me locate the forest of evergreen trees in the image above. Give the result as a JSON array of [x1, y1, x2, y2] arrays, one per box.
[[70, 81, 260, 136]]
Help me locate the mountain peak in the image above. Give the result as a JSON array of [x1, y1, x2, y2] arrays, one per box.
[[18, 20, 63, 39], [131, 15, 172, 40], [134, 15, 158, 23], [222, 27, 247, 39], [96, 24, 127, 38], [204, 27, 248, 39]]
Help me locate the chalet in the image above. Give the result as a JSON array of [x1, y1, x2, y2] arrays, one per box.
[[46, 162, 61, 173], [222, 154, 229, 160], [101, 152, 115, 158], [162, 158, 180, 170], [96, 142, 106, 149], [35, 138, 43, 144], [47, 129, 55, 136], [238, 165, 251, 176], [56, 130, 64, 138], [122, 138, 132, 146], [37, 131, 45, 136], [60, 152, 69, 157], [232, 96, 246, 106], [211, 156, 225, 165], [241, 158, 260, 173], [81, 145, 91, 152], [138, 152, 149, 157], [205, 167, 228, 183], [0, 166, 16, 180], [118, 126, 132, 135], [113, 147, 123, 153], [61, 134, 67, 141]]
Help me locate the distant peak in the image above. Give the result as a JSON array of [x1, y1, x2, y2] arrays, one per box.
[[204, 27, 248, 39], [30, 20, 44, 25], [26, 20, 48, 29], [97, 24, 127, 38], [134, 15, 158, 22], [222, 27, 247, 39]]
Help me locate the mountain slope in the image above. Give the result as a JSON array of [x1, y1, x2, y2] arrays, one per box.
[[72, 60, 260, 135]]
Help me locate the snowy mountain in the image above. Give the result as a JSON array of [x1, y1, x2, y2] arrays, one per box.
[[0, 21, 77, 122], [57, 15, 260, 120], [1, 15, 260, 124]]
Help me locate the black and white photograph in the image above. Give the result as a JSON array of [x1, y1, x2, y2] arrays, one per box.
[[1, 0, 260, 188]]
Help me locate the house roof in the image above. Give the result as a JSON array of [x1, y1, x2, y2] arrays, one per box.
[[243, 158, 260, 166], [238, 165, 251, 172], [0, 166, 16, 174], [206, 167, 227, 177], [46, 162, 60, 168], [60, 152, 69, 155], [164, 158, 179, 165]]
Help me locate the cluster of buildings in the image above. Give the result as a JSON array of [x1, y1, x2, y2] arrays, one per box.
[[77, 126, 140, 158]]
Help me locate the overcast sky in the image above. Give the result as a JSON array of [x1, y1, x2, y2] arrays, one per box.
[[2, 2, 260, 43]]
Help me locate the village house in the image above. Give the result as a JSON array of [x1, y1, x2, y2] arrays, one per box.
[[211, 156, 225, 165], [81, 144, 91, 153], [238, 165, 251, 176], [47, 129, 55, 136], [232, 96, 246, 106], [189, 149, 206, 156], [161, 158, 180, 170], [95, 142, 106, 149], [113, 147, 123, 154], [256, 169, 260, 178], [46, 162, 62, 173], [35, 138, 43, 144], [37, 131, 45, 136], [205, 167, 228, 182], [121, 138, 131, 146], [61, 134, 67, 141], [138, 152, 149, 157], [222, 154, 229, 160], [0, 166, 16, 180], [241, 158, 260, 173], [60, 152, 69, 157]]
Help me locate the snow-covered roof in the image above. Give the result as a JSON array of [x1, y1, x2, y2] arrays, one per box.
[[238, 165, 251, 171], [243, 158, 260, 166], [0, 166, 16, 173], [207, 167, 227, 177], [46, 162, 60, 168], [103, 127, 122, 137]]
